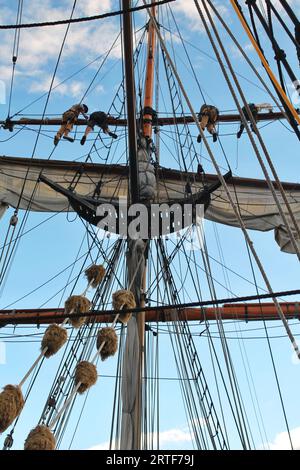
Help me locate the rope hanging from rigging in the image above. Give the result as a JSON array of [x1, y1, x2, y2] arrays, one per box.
[[0, 0, 176, 30], [0, 263, 106, 437], [229, 0, 300, 127], [0, 240, 145, 448]]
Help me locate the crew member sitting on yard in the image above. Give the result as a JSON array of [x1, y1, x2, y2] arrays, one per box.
[[80, 111, 117, 145], [197, 104, 219, 143], [54, 103, 89, 145], [237, 102, 273, 138]]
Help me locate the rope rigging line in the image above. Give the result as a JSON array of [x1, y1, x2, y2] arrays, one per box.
[[151, 238, 246, 449], [266, 2, 286, 93], [8, 44, 125, 119], [60, 22, 146, 207], [250, 0, 300, 93], [0, 2, 80, 291], [23, 241, 124, 446], [167, 5, 206, 104], [37, 239, 126, 437], [142, 0, 300, 362], [202, 0, 300, 257], [0, 231, 124, 447], [159, 24, 270, 95], [187, 5, 287, 119], [242, 225, 294, 449], [211, 221, 268, 446], [200, 236, 254, 449], [156, 238, 230, 449], [0, 2, 128, 296], [9, 0, 78, 226], [230, 0, 300, 129], [162, 233, 243, 448], [7, 0, 23, 118], [47, 248, 147, 434], [0, 0, 175, 30]]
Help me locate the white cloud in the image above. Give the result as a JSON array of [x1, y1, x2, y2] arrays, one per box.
[[173, 0, 229, 32], [90, 440, 110, 450], [0, 0, 121, 100], [29, 74, 86, 99], [89, 426, 194, 450], [76, 0, 112, 17], [264, 427, 300, 450]]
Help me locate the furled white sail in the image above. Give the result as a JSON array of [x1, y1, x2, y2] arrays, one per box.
[[1, 156, 299, 253]]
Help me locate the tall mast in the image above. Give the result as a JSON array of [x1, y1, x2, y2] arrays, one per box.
[[133, 0, 157, 449], [122, 0, 139, 204], [143, 2, 157, 139], [120, 0, 157, 450]]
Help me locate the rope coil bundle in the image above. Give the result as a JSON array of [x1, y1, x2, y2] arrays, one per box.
[[64, 295, 91, 328], [24, 425, 56, 450], [74, 361, 98, 394], [112, 289, 136, 324], [41, 324, 68, 358], [85, 264, 106, 288], [0, 385, 24, 433], [97, 327, 118, 360]]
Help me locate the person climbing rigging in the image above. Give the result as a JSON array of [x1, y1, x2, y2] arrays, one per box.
[[80, 111, 117, 145], [197, 104, 219, 143], [237, 102, 273, 138], [54, 103, 89, 145]]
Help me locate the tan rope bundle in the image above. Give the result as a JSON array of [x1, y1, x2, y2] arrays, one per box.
[[41, 324, 68, 358], [0, 385, 24, 433], [64, 295, 91, 328], [112, 289, 136, 324], [24, 425, 56, 450], [74, 361, 97, 394], [97, 327, 118, 360], [85, 264, 106, 288]]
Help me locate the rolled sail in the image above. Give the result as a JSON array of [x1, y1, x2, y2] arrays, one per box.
[[0, 155, 300, 253]]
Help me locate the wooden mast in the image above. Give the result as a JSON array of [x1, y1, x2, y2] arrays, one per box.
[[121, 0, 157, 450], [143, 1, 157, 139], [133, 0, 157, 449]]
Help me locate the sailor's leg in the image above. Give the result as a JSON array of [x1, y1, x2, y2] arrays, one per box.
[[207, 123, 218, 142], [62, 121, 75, 142], [201, 115, 209, 130], [237, 123, 245, 139], [251, 117, 258, 134], [80, 126, 93, 145], [102, 126, 117, 139], [54, 123, 66, 145], [197, 115, 209, 142], [63, 121, 74, 137]]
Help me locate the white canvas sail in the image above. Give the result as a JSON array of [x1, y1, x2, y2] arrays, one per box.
[[0, 156, 299, 253]]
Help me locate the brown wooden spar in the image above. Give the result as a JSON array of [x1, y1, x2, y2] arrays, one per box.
[[143, 1, 157, 138], [1, 302, 300, 325], [133, 1, 157, 449], [0, 110, 291, 128]]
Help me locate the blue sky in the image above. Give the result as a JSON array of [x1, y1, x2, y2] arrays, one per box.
[[0, 0, 300, 450]]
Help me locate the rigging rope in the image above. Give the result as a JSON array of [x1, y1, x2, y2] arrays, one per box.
[[7, 0, 23, 118], [0, 0, 175, 29], [142, 0, 300, 363], [202, 0, 300, 257], [230, 0, 300, 126]]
